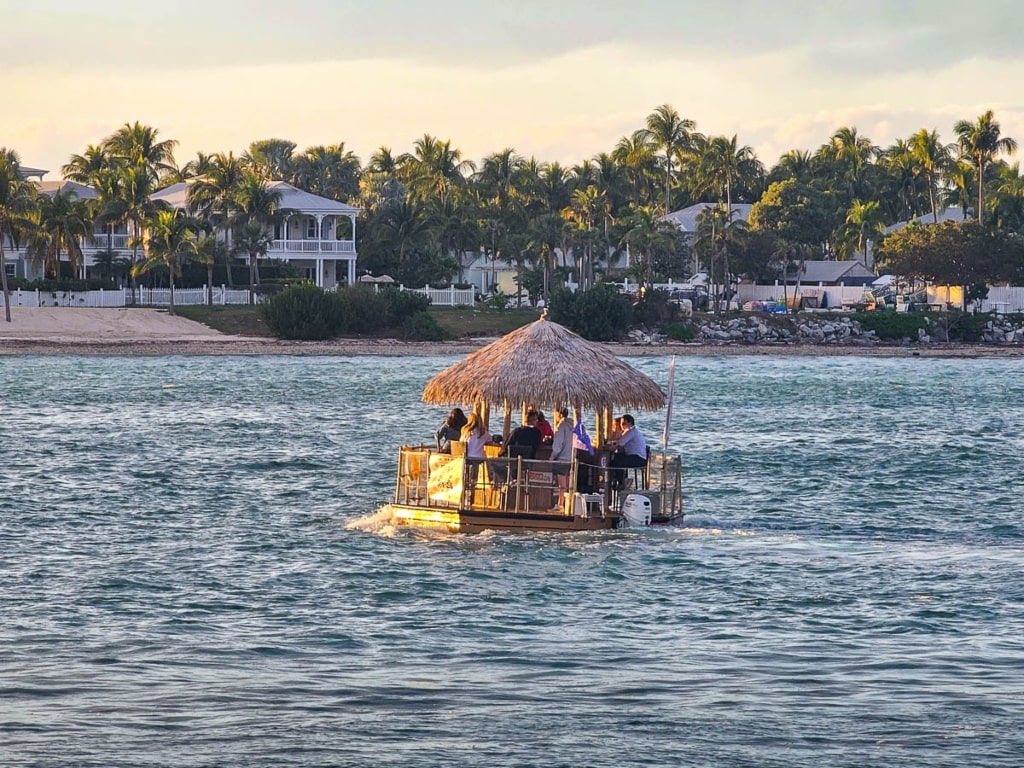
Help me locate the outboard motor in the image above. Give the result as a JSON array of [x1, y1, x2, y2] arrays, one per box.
[[620, 494, 652, 527]]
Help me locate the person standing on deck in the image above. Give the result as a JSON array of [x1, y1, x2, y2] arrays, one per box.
[[549, 407, 573, 495]]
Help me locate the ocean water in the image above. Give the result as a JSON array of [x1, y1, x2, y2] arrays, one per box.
[[1, 353, 1022, 768]]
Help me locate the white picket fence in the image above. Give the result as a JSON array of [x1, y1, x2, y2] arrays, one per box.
[[6, 283, 477, 308], [406, 285, 476, 306], [7, 286, 255, 308]]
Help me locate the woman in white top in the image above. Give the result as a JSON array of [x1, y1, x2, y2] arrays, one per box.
[[460, 412, 488, 459]]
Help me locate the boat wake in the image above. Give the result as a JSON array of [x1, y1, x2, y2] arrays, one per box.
[[345, 506, 403, 537]]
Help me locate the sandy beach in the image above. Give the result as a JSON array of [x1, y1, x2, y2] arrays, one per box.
[[1, 307, 1021, 358]]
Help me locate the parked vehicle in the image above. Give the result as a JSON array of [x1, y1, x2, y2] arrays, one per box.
[[669, 286, 709, 311]]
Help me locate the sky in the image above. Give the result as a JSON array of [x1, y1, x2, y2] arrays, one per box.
[[4, 0, 1024, 176]]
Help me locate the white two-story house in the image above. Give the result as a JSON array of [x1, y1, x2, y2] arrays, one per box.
[[4, 168, 359, 289], [152, 180, 359, 289]]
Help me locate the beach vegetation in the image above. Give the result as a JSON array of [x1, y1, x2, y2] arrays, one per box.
[[261, 283, 348, 340], [7, 105, 1024, 332]]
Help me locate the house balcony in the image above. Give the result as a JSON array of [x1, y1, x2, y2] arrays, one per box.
[[269, 239, 356, 255]]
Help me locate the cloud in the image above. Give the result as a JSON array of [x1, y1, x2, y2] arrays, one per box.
[[4, 0, 1022, 75]]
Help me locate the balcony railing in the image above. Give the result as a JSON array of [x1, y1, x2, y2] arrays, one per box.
[[269, 239, 356, 254]]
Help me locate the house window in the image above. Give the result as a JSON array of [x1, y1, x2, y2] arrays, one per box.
[[4, 262, 14, 277], [303, 267, 316, 281], [274, 223, 283, 240], [306, 218, 318, 239]]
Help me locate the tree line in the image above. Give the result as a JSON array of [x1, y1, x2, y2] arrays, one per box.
[[2, 105, 1024, 322]]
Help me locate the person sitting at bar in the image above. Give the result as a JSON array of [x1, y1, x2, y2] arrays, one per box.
[[500, 409, 542, 459], [534, 411, 554, 445], [609, 414, 647, 490], [435, 408, 467, 453]]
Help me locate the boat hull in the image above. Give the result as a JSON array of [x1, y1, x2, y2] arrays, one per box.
[[389, 503, 620, 534]]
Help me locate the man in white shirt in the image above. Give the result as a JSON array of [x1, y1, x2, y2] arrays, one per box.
[[609, 414, 647, 490]]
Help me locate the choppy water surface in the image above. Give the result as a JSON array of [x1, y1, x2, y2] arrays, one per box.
[[1, 354, 1022, 767]]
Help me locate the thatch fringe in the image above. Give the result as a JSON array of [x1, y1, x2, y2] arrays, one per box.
[[422, 317, 666, 411]]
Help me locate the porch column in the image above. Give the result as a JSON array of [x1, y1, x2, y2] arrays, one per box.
[[317, 258, 323, 287], [347, 257, 356, 287]]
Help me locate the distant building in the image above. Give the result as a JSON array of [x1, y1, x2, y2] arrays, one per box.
[[662, 202, 753, 236], [883, 207, 968, 236], [4, 172, 359, 288], [786, 260, 876, 286]]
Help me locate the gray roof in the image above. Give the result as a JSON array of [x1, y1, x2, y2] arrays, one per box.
[[150, 181, 191, 208], [150, 179, 359, 215], [662, 202, 753, 232], [18, 165, 48, 180], [269, 181, 359, 215], [37, 180, 98, 200], [793, 260, 876, 284], [884, 206, 967, 235]]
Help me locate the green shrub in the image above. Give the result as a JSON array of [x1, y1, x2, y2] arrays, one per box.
[[853, 311, 929, 340], [261, 284, 348, 340], [632, 288, 678, 328], [402, 310, 449, 341], [380, 286, 431, 325], [664, 323, 696, 341], [488, 291, 510, 310], [940, 311, 989, 342], [547, 283, 633, 341]]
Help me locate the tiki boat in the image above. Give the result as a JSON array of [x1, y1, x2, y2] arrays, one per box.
[[389, 315, 684, 533]]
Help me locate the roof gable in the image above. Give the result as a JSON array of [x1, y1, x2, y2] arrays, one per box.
[[797, 260, 875, 283], [662, 202, 753, 232], [269, 181, 359, 214]]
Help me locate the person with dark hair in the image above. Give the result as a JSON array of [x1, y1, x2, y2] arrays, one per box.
[[609, 414, 647, 490], [500, 410, 542, 459], [534, 411, 554, 445], [435, 407, 468, 453]]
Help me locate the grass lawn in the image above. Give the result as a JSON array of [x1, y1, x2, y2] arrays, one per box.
[[177, 304, 539, 339], [176, 305, 276, 337]]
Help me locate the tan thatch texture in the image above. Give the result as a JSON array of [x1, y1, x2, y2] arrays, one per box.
[[422, 317, 666, 411]]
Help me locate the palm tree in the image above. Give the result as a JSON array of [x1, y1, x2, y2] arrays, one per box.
[[33, 187, 94, 278], [120, 163, 164, 301], [229, 171, 285, 301], [133, 210, 197, 315], [838, 200, 886, 265], [620, 205, 677, 286], [562, 185, 608, 290], [526, 211, 569, 300], [613, 130, 659, 208], [643, 104, 696, 214], [402, 135, 473, 206], [104, 122, 178, 177], [0, 148, 39, 321], [954, 110, 1018, 222], [243, 138, 296, 181], [816, 126, 878, 201], [293, 144, 362, 202], [772, 150, 815, 184], [380, 197, 431, 269], [194, 234, 228, 305], [63, 144, 125, 257], [188, 152, 246, 287], [231, 222, 274, 301], [909, 129, 954, 222]]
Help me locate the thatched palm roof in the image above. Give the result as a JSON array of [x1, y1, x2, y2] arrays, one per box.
[[422, 316, 666, 411]]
